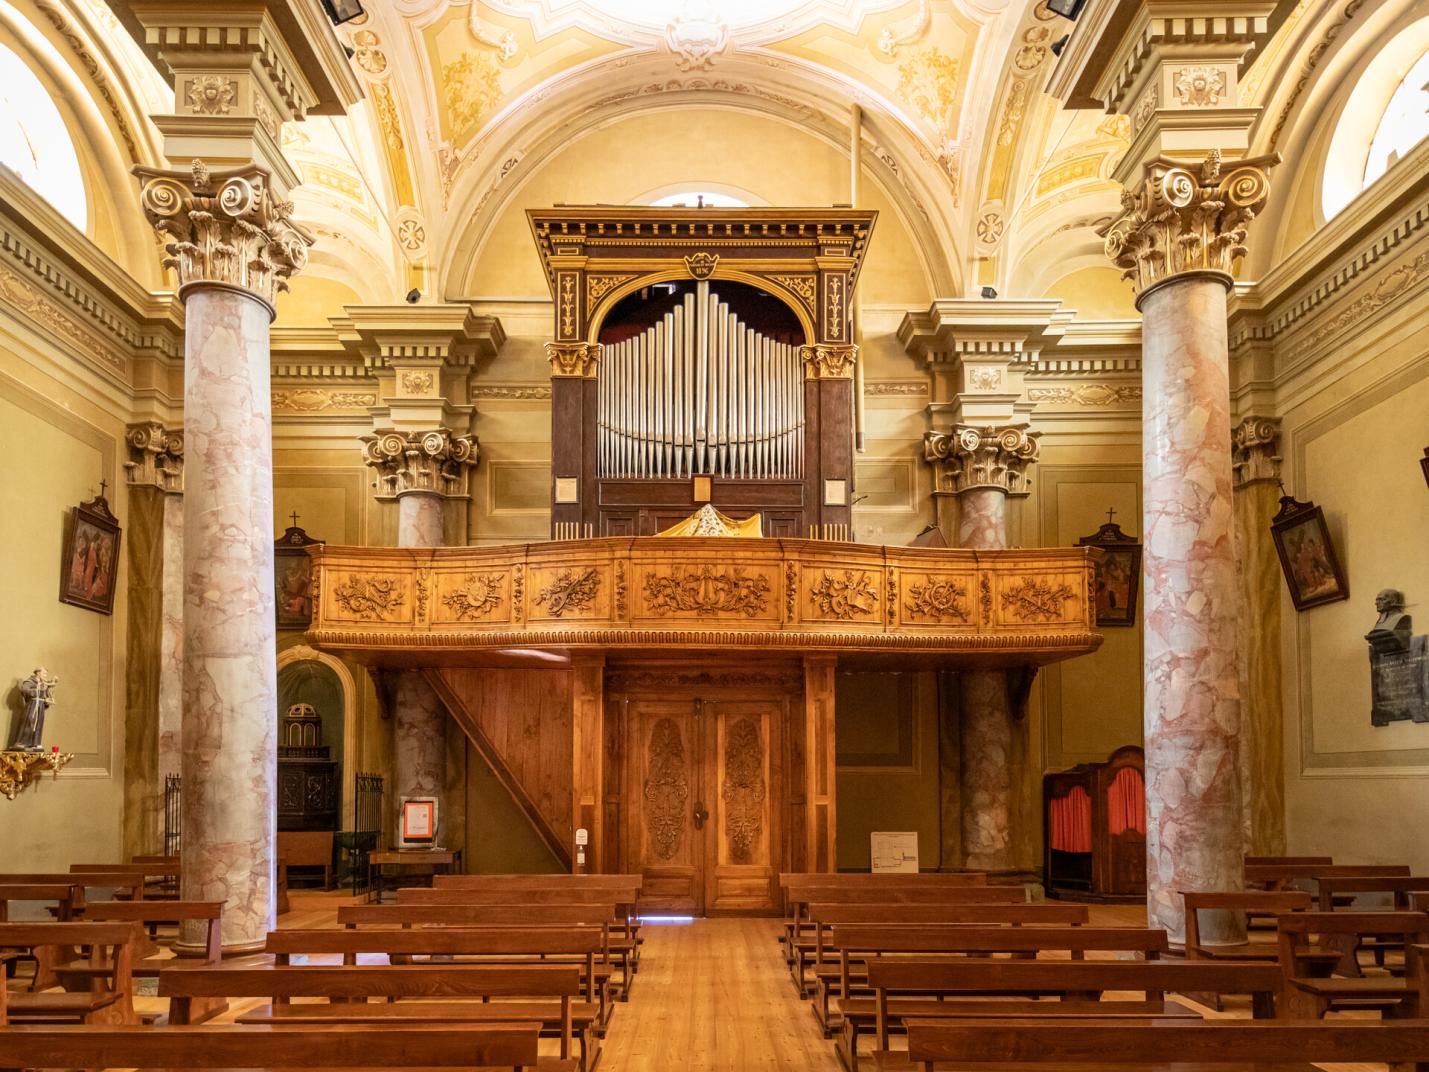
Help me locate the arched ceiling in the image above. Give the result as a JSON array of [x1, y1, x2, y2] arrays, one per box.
[[304, 0, 1114, 306]]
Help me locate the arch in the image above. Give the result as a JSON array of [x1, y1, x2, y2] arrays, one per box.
[[438, 52, 960, 300], [276, 642, 360, 831], [586, 268, 817, 346], [0, 39, 85, 229]]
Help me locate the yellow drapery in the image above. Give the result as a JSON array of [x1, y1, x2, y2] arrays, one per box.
[[655, 504, 763, 538]]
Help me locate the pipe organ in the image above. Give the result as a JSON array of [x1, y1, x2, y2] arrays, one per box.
[[598, 282, 804, 481]]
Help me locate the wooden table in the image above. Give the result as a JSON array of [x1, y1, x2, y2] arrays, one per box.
[[368, 850, 462, 903]]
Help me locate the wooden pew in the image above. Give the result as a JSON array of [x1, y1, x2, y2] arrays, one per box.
[[1314, 876, 1429, 969], [0, 1023, 551, 1071], [0, 883, 81, 921], [857, 958, 1257, 1072], [1182, 890, 1317, 961], [264, 926, 617, 1031], [429, 875, 644, 957], [0, 921, 142, 1025], [781, 880, 1021, 964], [1276, 910, 1429, 1017], [794, 902, 1089, 997], [1245, 862, 1410, 891], [896, 1018, 1429, 1072], [1244, 856, 1332, 866], [0, 872, 147, 915], [161, 963, 593, 1071], [337, 903, 637, 997], [817, 925, 1171, 1037]]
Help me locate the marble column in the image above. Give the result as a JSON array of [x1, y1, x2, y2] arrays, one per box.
[[136, 162, 312, 952], [927, 427, 1037, 872], [1138, 272, 1245, 940], [1102, 152, 1274, 942], [360, 428, 477, 848], [1232, 417, 1287, 856]]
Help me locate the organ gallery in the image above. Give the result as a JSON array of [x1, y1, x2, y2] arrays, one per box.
[[1, 0, 1428, 1068]]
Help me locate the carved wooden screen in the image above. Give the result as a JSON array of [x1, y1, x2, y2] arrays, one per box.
[[706, 700, 778, 912]]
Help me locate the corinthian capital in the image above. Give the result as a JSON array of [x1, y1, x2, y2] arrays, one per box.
[[361, 428, 479, 500], [133, 160, 313, 311], [1103, 150, 1277, 296], [800, 344, 858, 379], [1232, 415, 1282, 489], [546, 342, 602, 378], [124, 421, 184, 493], [925, 425, 1039, 496]]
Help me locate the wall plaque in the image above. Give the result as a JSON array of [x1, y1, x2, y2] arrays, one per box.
[[1366, 589, 1429, 727]]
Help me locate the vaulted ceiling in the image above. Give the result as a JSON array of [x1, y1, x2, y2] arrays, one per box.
[[270, 0, 1143, 311]]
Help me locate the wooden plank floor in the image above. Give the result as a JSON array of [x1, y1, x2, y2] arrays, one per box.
[[108, 891, 1382, 1072]]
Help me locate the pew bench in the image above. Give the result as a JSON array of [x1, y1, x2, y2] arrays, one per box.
[[1276, 910, 1429, 1018], [161, 963, 595, 1071], [816, 925, 1171, 1036], [793, 902, 1090, 998], [889, 1017, 1429, 1072], [337, 903, 637, 999], [0, 1022, 560, 1071], [850, 958, 1275, 1072], [0, 921, 142, 1025], [779, 873, 993, 958], [264, 925, 617, 1032]]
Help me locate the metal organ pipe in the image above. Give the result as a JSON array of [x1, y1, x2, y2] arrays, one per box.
[[596, 282, 805, 480]]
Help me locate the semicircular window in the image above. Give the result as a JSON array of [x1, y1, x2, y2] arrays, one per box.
[[0, 43, 86, 231]]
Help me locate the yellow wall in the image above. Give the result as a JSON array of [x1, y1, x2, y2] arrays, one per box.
[[0, 347, 129, 870]]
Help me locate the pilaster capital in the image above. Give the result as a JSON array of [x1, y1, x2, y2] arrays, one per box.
[[124, 420, 184, 493], [1232, 414, 1282, 489], [133, 160, 312, 312], [546, 341, 602, 378], [1103, 150, 1277, 298], [924, 424, 1039, 497], [360, 428, 479, 501], [800, 343, 858, 380]]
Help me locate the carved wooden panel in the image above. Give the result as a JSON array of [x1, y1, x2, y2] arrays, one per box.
[[721, 717, 766, 864], [635, 564, 780, 624], [433, 571, 512, 625], [707, 700, 778, 911], [625, 701, 702, 912]]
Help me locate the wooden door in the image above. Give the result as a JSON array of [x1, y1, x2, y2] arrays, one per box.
[[626, 700, 704, 912], [704, 700, 779, 912], [623, 697, 782, 914]]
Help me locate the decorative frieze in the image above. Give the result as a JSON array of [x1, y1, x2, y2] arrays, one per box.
[[535, 568, 600, 617], [644, 566, 771, 617], [134, 160, 313, 311], [124, 421, 184, 493], [924, 425, 1039, 496], [1103, 150, 1275, 296], [800, 343, 858, 379], [808, 570, 878, 620], [1231, 415, 1282, 489], [545, 341, 602, 378], [360, 428, 479, 500]]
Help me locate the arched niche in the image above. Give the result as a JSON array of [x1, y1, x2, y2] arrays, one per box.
[[276, 644, 359, 830], [588, 270, 815, 346]]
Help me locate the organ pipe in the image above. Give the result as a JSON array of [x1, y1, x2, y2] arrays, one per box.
[[596, 281, 805, 480]]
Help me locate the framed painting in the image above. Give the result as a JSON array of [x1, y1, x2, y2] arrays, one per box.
[[60, 491, 121, 615], [1076, 513, 1141, 627], [274, 516, 323, 628], [1271, 495, 1349, 611], [401, 798, 437, 844]]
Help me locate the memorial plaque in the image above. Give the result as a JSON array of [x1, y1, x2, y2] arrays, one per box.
[[1365, 589, 1429, 726]]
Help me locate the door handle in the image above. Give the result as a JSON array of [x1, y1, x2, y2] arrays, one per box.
[[693, 802, 709, 829]]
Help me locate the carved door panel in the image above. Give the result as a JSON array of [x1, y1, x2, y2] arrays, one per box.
[[704, 700, 779, 912], [626, 700, 704, 913]]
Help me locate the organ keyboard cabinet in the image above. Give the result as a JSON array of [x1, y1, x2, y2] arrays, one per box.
[[1042, 745, 1146, 902]]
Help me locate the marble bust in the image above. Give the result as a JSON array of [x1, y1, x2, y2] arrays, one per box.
[[1365, 588, 1412, 653]]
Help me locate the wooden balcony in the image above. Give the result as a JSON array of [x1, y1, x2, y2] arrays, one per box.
[[306, 538, 1103, 669]]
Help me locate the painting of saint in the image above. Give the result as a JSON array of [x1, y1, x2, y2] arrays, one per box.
[[59, 494, 121, 614], [1077, 512, 1141, 628], [1271, 498, 1348, 611], [274, 517, 323, 628]]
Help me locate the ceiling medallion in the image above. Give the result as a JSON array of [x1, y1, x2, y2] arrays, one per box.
[[667, 1, 729, 71]]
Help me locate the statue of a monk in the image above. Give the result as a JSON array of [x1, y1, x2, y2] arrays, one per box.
[[12, 668, 58, 752]]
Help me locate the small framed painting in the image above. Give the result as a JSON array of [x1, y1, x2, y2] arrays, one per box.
[[274, 517, 323, 629], [1271, 495, 1349, 611], [1076, 513, 1141, 627], [401, 798, 437, 844], [60, 491, 121, 615]]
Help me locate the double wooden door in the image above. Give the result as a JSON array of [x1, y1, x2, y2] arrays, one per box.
[[623, 697, 780, 914]]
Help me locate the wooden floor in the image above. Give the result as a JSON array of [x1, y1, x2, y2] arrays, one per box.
[[122, 891, 1388, 1072]]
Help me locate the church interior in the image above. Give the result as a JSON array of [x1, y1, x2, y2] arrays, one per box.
[[2, 0, 1428, 1068]]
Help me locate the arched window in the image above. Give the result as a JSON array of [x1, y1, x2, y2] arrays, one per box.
[[0, 43, 86, 231], [649, 191, 749, 208], [1323, 20, 1429, 221]]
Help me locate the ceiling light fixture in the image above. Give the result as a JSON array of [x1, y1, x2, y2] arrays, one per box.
[[1046, 0, 1086, 19], [320, 0, 365, 27]]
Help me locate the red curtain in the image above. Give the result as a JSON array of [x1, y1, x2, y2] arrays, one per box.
[[1107, 766, 1146, 836], [1049, 785, 1092, 853]]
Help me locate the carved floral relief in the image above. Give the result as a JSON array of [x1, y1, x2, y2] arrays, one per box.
[[721, 717, 766, 865], [643, 566, 771, 618], [808, 570, 879, 621], [904, 576, 971, 623], [644, 718, 689, 861], [534, 568, 601, 617], [332, 574, 406, 620], [1000, 577, 1077, 623], [441, 573, 505, 621]]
